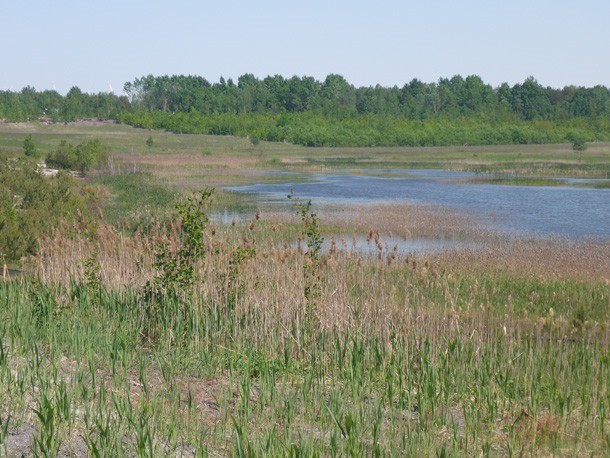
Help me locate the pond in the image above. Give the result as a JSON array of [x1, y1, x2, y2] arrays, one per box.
[[228, 169, 610, 240]]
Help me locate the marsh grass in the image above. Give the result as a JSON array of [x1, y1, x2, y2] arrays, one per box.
[[462, 176, 565, 187], [459, 174, 610, 188], [590, 180, 610, 189], [431, 238, 610, 283], [1, 201, 607, 456], [94, 172, 177, 226]]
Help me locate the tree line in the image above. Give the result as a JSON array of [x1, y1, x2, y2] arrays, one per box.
[[0, 86, 129, 122], [1, 74, 609, 146], [121, 74, 610, 121]]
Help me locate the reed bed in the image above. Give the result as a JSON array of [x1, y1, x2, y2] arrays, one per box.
[[263, 201, 494, 245], [1, 208, 609, 456], [322, 203, 486, 240], [432, 238, 610, 283]]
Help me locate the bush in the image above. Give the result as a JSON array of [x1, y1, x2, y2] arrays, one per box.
[[23, 135, 40, 158], [567, 131, 588, 152], [0, 158, 93, 261], [46, 138, 108, 173]]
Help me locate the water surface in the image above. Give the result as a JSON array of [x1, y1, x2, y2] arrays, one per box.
[[229, 169, 610, 240]]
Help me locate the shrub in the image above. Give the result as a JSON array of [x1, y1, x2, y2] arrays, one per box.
[[0, 158, 93, 261], [23, 135, 40, 158], [46, 138, 108, 173]]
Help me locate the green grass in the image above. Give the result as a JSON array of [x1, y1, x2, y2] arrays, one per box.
[[0, 121, 302, 158], [94, 173, 177, 225], [464, 176, 565, 187], [1, 267, 608, 456], [1, 122, 610, 182], [591, 180, 610, 189]]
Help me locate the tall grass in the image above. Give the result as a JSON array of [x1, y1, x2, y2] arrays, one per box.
[[1, 201, 609, 456]]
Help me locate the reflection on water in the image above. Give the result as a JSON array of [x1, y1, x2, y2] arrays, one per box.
[[211, 210, 245, 225], [228, 169, 610, 240], [320, 234, 481, 257]]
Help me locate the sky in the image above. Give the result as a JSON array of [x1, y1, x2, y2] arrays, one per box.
[[1, 0, 609, 95]]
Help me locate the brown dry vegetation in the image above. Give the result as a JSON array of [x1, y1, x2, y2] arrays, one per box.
[[33, 212, 610, 337], [319, 202, 489, 240], [432, 238, 610, 283]]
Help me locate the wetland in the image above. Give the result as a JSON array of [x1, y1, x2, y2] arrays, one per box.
[[1, 122, 609, 456]]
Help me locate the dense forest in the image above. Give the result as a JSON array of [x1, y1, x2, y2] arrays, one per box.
[[2, 74, 609, 146]]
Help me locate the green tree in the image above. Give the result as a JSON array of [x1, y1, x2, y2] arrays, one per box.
[[61, 86, 87, 121], [567, 131, 588, 152], [23, 135, 39, 158], [318, 74, 356, 115]]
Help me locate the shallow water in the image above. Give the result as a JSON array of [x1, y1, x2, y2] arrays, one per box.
[[228, 169, 610, 240], [320, 234, 482, 257]]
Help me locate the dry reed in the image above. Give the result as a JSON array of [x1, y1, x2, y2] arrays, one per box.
[[31, 213, 609, 351]]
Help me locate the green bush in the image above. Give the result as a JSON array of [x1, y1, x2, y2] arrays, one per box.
[[23, 135, 40, 158], [0, 158, 93, 261], [566, 131, 588, 152], [46, 138, 108, 173]]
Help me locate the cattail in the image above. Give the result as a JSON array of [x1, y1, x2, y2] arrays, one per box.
[[330, 238, 337, 255]]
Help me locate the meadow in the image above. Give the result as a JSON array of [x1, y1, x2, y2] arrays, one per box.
[[0, 122, 609, 456], [2, 121, 610, 184]]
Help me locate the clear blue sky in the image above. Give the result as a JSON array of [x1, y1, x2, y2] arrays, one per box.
[[2, 0, 609, 94]]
